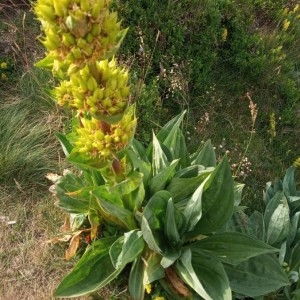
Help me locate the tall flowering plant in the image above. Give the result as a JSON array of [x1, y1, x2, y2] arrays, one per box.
[[34, 1, 290, 299]]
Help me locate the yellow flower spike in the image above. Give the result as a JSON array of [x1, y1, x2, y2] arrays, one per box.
[[87, 76, 98, 92], [91, 0, 106, 20], [0, 62, 7, 69], [145, 284, 152, 294], [53, 0, 70, 17], [62, 33, 75, 47], [283, 19, 290, 31], [35, 4, 56, 22]]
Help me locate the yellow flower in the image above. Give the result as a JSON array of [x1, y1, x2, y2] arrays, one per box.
[[145, 283, 152, 294], [293, 157, 300, 168], [269, 112, 276, 138], [221, 28, 228, 42], [154, 297, 165, 300], [283, 19, 290, 31], [293, 4, 299, 13], [1, 73, 8, 81], [0, 62, 7, 69]]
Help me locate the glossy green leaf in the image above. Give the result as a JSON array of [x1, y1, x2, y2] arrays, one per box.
[[187, 157, 234, 236], [283, 167, 297, 197], [175, 249, 213, 300], [129, 256, 146, 300], [156, 110, 186, 142], [184, 176, 209, 232], [289, 240, 300, 271], [233, 183, 245, 206], [191, 139, 216, 167], [54, 237, 120, 297], [174, 165, 206, 178], [144, 252, 165, 284], [165, 198, 181, 244], [264, 191, 290, 245], [166, 171, 211, 203], [224, 254, 290, 297], [163, 124, 190, 168], [141, 191, 171, 254], [126, 148, 151, 184], [248, 211, 266, 241], [55, 132, 73, 157], [191, 250, 231, 300], [190, 232, 278, 265], [110, 230, 145, 269], [150, 159, 180, 194], [152, 132, 169, 176], [287, 212, 300, 248]]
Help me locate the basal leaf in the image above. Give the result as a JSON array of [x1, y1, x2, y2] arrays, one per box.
[[264, 191, 290, 246], [191, 250, 231, 300], [129, 256, 146, 300], [183, 176, 209, 232], [283, 166, 296, 197], [144, 252, 165, 284], [190, 232, 278, 265], [152, 132, 169, 176], [166, 171, 211, 203], [109, 230, 145, 269], [175, 249, 213, 300], [224, 254, 290, 297], [54, 237, 120, 297], [150, 159, 180, 194], [187, 156, 234, 237], [191, 139, 216, 168], [289, 240, 300, 271], [165, 198, 181, 244]]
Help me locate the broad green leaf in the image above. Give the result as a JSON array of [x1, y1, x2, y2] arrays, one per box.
[[109, 230, 145, 269], [220, 209, 250, 234], [248, 211, 266, 241], [175, 249, 213, 300], [161, 250, 182, 269], [68, 150, 108, 169], [165, 198, 181, 244], [191, 139, 216, 167], [234, 183, 245, 206], [287, 212, 300, 249], [55, 132, 73, 156], [150, 159, 180, 194], [144, 252, 165, 284], [53, 172, 90, 213], [166, 171, 211, 203], [224, 254, 290, 297], [70, 213, 87, 231], [264, 191, 290, 245], [191, 250, 231, 300], [54, 237, 120, 297], [122, 184, 145, 212], [183, 176, 209, 232], [187, 157, 234, 237], [174, 165, 206, 178], [289, 196, 300, 214], [152, 132, 169, 176], [157, 110, 186, 142], [96, 198, 138, 230], [283, 167, 296, 197], [289, 240, 300, 271], [141, 191, 171, 254], [129, 256, 146, 300], [190, 232, 278, 265], [163, 125, 190, 168], [126, 148, 151, 184], [93, 187, 137, 229]]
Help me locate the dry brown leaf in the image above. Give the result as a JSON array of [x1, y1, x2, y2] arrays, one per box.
[[165, 266, 191, 297], [65, 231, 82, 260]]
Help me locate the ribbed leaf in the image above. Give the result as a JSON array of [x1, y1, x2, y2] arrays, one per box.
[[187, 157, 234, 237], [289, 240, 300, 271], [190, 232, 278, 265], [191, 250, 231, 300], [175, 249, 212, 300], [109, 230, 144, 269], [150, 159, 180, 194], [152, 132, 169, 175], [264, 191, 290, 245], [129, 257, 146, 300], [283, 166, 296, 197], [166, 171, 211, 203], [54, 237, 120, 297], [165, 199, 181, 244], [55, 132, 73, 156], [191, 139, 216, 167], [224, 254, 290, 297], [183, 176, 209, 232]]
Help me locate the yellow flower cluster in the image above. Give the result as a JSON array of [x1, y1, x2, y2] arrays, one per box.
[[34, 0, 125, 75], [54, 58, 129, 118], [73, 106, 136, 159]]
